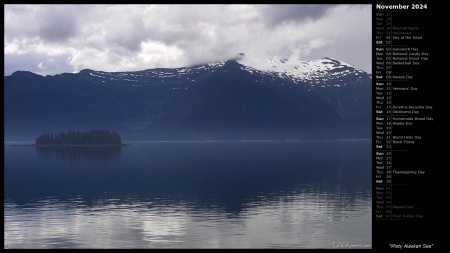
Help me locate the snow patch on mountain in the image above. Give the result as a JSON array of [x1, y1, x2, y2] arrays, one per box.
[[236, 53, 369, 86]]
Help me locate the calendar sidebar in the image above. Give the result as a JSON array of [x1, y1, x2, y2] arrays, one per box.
[[372, 3, 441, 249]]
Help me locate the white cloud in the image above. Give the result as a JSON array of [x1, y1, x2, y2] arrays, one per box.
[[37, 62, 45, 70]]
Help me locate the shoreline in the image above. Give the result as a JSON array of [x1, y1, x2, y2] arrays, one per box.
[[5, 143, 130, 147], [5, 139, 371, 146]]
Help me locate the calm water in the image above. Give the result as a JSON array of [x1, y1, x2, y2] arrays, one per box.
[[4, 140, 372, 249]]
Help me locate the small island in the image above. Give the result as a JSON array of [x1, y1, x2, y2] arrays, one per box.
[[35, 130, 124, 146]]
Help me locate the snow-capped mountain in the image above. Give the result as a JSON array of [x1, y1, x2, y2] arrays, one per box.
[[236, 54, 369, 87], [75, 53, 369, 88], [4, 54, 371, 140]]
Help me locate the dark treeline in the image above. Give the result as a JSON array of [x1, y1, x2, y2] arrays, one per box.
[[35, 130, 122, 145]]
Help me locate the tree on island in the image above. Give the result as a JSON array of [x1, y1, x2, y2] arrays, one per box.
[[35, 130, 122, 145]]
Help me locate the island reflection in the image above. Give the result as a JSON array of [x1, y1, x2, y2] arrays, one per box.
[[36, 146, 122, 161]]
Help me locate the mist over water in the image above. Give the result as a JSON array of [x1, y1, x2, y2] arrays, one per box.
[[4, 140, 371, 248]]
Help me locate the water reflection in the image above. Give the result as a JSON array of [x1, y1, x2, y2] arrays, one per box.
[[35, 146, 122, 161], [9, 141, 370, 211], [5, 191, 371, 248], [4, 140, 372, 248]]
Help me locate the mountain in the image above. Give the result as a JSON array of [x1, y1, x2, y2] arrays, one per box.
[[4, 54, 371, 141]]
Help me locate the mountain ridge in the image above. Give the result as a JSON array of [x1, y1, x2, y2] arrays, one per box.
[[4, 55, 371, 141]]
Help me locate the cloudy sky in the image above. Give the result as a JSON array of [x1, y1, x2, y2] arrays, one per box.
[[4, 4, 371, 76]]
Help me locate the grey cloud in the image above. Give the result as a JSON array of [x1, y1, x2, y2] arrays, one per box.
[[106, 17, 148, 52], [37, 6, 82, 42], [257, 4, 336, 27], [182, 40, 238, 67], [96, 6, 205, 53], [149, 26, 203, 48], [142, 6, 223, 47], [4, 6, 42, 40]]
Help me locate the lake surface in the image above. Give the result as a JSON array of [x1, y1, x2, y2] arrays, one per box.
[[4, 140, 372, 249]]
